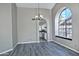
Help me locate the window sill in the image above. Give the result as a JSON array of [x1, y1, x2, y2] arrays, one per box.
[[55, 36, 72, 41]]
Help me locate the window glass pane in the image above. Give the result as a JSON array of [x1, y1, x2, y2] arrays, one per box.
[[56, 7, 72, 39], [60, 8, 72, 20]]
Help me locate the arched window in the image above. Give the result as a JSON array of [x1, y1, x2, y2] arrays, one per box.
[[55, 7, 72, 40]]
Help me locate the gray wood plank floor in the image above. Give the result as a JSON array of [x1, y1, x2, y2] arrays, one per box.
[[0, 41, 79, 56]]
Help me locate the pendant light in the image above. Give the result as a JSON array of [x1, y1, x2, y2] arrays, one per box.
[[32, 3, 44, 21]]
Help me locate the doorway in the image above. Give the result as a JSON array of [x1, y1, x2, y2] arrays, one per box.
[[38, 18, 48, 42]]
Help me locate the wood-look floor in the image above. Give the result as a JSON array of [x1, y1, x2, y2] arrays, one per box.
[[0, 41, 79, 56]]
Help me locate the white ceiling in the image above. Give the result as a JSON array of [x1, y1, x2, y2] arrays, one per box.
[[16, 3, 55, 10]]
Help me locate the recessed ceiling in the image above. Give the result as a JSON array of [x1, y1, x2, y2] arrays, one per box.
[[16, 3, 55, 10]]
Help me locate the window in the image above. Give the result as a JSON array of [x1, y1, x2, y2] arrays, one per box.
[[55, 7, 72, 40]]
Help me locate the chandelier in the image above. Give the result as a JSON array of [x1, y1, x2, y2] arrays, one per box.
[[32, 3, 44, 20]]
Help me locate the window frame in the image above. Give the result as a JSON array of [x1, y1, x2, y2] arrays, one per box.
[[55, 7, 72, 40]]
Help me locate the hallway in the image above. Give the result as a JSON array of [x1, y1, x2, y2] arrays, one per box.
[[1, 41, 79, 56]]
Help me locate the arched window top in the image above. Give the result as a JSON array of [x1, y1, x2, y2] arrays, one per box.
[[59, 8, 72, 20]]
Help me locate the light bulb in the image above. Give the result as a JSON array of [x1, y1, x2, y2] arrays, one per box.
[[40, 15, 43, 18]]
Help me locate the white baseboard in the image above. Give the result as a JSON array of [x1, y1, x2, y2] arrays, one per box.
[[53, 40, 79, 53], [0, 43, 18, 55], [13, 43, 18, 49], [0, 41, 39, 55], [48, 39, 53, 42], [1, 40, 79, 55], [17, 41, 39, 44], [0, 48, 13, 55]]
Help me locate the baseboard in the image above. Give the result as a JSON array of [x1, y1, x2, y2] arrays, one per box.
[[13, 43, 18, 49], [0, 48, 13, 55], [48, 39, 53, 42], [2, 40, 79, 55], [0, 43, 18, 55], [53, 40, 79, 53], [0, 41, 39, 55], [17, 41, 40, 44]]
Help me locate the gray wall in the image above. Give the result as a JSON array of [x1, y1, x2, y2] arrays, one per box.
[[11, 4, 17, 47], [52, 3, 79, 51], [0, 3, 17, 53], [0, 3, 13, 53], [0, 4, 51, 53], [17, 7, 51, 43]]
